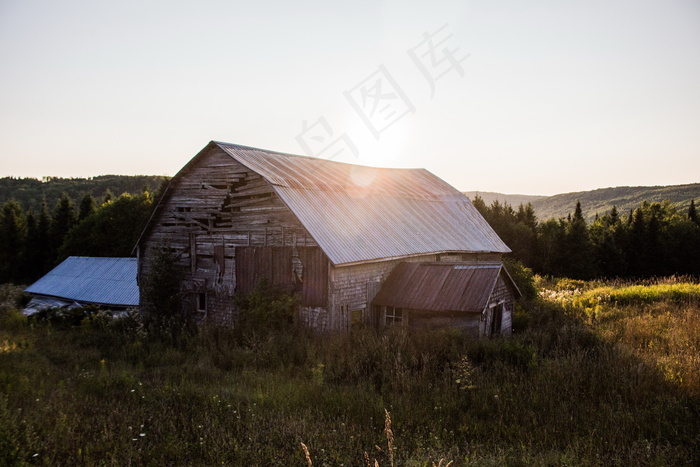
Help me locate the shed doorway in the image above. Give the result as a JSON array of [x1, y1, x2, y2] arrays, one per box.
[[488, 302, 504, 337]]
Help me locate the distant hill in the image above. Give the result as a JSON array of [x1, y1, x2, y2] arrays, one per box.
[[531, 184, 700, 222], [463, 191, 546, 208], [466, 183, 700, 222], [0, 175, 169, 213]]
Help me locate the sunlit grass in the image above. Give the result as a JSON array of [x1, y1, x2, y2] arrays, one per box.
[[539, 277, 700, 397]]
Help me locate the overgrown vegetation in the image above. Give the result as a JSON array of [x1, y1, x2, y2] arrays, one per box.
[[1, 278, 698, 465], [140, 246, 193, 345], [233, 278, 299, 339]]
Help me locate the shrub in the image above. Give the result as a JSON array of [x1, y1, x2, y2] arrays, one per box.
[[503, 258, 538, 302], [0, 308, 27, 330], [140, 245, 194, 344], [234, 277, 298, 336], [0, 284, 25, 313]]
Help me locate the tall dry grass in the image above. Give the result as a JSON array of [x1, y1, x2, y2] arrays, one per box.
[[0, 278, 698, 465]]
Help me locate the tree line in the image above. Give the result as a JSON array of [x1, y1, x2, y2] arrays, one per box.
[[2, 182, 698, 284], [0, 175, 169, 214], [0, 186, 164, 284], [473, 196, 700, 279]]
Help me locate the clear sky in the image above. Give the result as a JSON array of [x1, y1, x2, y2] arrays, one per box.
[[1, 0, 698, 195]]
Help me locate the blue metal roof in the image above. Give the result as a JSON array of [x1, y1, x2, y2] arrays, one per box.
[[24, 257, 139, 307]]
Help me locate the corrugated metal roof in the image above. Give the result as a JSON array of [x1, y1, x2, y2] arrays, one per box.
[[24, 257, 139, 307], [373, 262, 510, 313], [215, 142, 510, 265]]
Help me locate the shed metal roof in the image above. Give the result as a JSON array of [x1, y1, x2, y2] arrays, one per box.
[[24, 257, 139, 307], [372, 262, 518, 313], [215, 142, 511, 265]]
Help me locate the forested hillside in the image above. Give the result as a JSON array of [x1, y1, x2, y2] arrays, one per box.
[[466, 183, 700, 222], [0, 175, 169, 213], [463, 191, 545, 208], [531, 183, 700, 222]]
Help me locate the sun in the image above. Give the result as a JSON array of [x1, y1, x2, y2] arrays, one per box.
[[340, 112, 412, 169]]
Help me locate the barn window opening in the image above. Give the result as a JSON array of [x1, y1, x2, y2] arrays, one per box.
[[197, 293, 207, 314], [385, 306, 403, 326], [351, 308, 365, 327]]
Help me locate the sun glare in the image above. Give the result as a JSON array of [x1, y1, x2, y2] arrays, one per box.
[[340, 113, 411, 169]]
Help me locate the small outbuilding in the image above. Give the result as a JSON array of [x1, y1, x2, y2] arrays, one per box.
[[372, 262, 520, 337], [23, 257, 139, 314]]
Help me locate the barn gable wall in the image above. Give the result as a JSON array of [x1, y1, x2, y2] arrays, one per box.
[[139, 147, 324, 326]]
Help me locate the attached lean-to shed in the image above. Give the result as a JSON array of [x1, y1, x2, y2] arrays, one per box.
[[136, 140, 518, 334], [372, 262, 521, 336], [23, 257, 139, 314]]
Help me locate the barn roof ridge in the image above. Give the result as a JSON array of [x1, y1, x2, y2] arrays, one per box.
[[212, 140, 426, 171], [134, 140, 512, 264], [213, 140, 459, 201]]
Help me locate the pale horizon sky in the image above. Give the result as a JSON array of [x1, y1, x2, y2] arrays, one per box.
[[1, 0, 698, 196]]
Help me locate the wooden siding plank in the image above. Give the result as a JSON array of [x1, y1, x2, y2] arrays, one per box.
[[298, 247, 328, 307]]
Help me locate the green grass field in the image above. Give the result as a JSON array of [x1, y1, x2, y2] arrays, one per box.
[[1, 279, 698, 466]]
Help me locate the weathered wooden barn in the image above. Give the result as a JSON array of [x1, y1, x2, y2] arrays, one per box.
[[136, 141, 520, 335]]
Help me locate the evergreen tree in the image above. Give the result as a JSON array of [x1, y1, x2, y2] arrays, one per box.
[[573, 200, 584, 222], [627, 207, 646, 277], [21, 212, 37, 281], [50, 193, 76, 264], [590, 207, 626, 277], [689, 199, 698, 225], [36, 199, 52, 274], [78, 193, 97, 221], [609, 205, 620, 225], [517, 203, 538, 231], [0, 200, 28, 283], [535, 218, 567, 276], [21, 200, 52, 282], [471, 194, 488, 215], [662, 216, 699, 275], [561, 201, 596, 279], [645, 209, 663, 275], [141, 244, 192, 344]]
